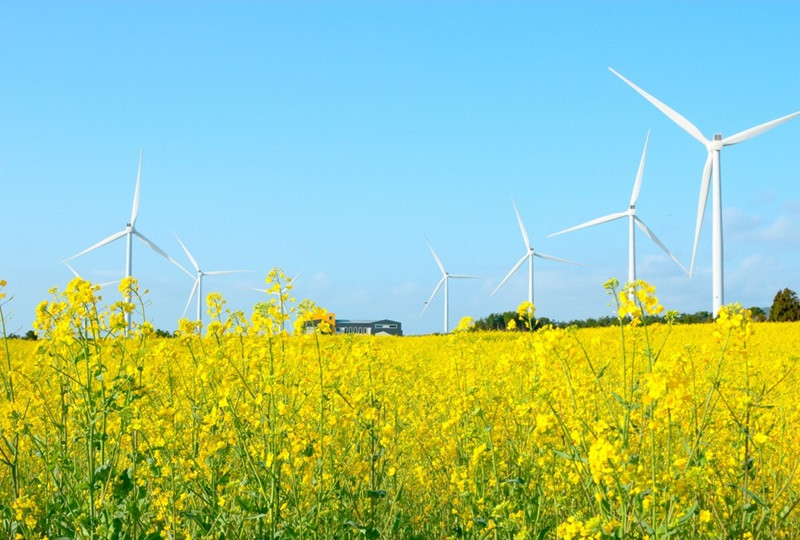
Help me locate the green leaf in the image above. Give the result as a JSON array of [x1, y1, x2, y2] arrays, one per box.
[[345, 520, 366, 532], [93, 461, 113, 485], [737, 485, 767, 508], [113, 469, 133, 500], [677, 501, 698, 525], [552, 450, 587, 463]]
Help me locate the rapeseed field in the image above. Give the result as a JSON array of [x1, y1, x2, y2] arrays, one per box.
[[1, 274, 799, 538]]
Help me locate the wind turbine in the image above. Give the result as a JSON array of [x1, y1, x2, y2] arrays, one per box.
[[64, 150, 189, 329], [549, 131, 687, 284], [492, 197, 580, 305], [420, 238, 480, 333], [175, 234, 249, 323], [609, 68, 800, 316]]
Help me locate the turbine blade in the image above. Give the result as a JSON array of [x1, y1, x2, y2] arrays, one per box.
[[548, 211, 628, 237], [98, 279, 121, 288], [425, 236, 447, 275], [182, 279, 200, 319], [205, 270, 248, 276], [131, 148, 143, 226], [449, 274, 482, 279], [134, 231, 193, 278], [630, 130, 650, 206], [634, 217, 688, 274], [490, 254, 528, 296], [63, 229, 127, 262], [251, 287, 268, 293], [64, 262, 80, 278], [291, 269, 304, 282], [511, 197, 531, 249], [690, 152, 713, 277], [421, 277, 446, 316], [174, 233, 200, 272], [533, 252, 582, 266], [609, 68, 708, 146], [723, 111, 800, 146]]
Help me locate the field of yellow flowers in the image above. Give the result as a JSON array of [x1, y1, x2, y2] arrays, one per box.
[[1, 273, 800, 539]]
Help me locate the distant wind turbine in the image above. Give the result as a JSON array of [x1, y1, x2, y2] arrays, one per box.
[[492, 197, 580, 305], [609, 68, 800, 316], [549, 131, 687, 284], [63, 150, 189, 329], [421, 238, 480, 333], [175, 234, 248, 323]]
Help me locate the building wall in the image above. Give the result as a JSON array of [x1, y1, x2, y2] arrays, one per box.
[[334, 319, 403, 336]]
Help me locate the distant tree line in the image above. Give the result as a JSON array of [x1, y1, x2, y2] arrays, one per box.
[[473, 287, 800, 331], [4, 289, 800, 338], [471, 310, 720, 331]]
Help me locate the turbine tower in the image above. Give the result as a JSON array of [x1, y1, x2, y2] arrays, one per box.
[[421, 238, 479, 333], [610, 68, 800, 315], [175, 234, 248, 323], [492, 197, 580, 305], [64, 150, 189, 329], [549, 131, 686, 284]]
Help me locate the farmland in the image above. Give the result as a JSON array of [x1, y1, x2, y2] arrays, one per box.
[[1, 275, 799, 538]]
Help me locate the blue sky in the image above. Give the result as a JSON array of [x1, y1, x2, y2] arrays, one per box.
[[2, 2, 799, 335]]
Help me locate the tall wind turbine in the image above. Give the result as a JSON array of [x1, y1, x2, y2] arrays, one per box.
[[64, 150, 189, 329], [175, 234, 248, 323], [492, 197, 580, 305], [610, 68, 800, 315], [549, 131, 687, 284], [420, 238, 480, 333]]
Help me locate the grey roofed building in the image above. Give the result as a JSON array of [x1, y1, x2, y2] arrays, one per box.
[[335, 319, 403, 336]]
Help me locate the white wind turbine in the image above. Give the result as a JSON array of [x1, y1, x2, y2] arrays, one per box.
[[421, 238, 480, 333], [175, 234, 249, 323], [610, 68, 800, 316], [549, 131, 687, 284], [64, 150, 189, 329], [492, 198, 580, 305]]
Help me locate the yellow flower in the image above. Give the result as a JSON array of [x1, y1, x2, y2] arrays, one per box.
[[455, 316, 475, 332]]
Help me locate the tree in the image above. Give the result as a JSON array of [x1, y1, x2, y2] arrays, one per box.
[[769, 288, 800, 322], [748, 306, 767, 322]]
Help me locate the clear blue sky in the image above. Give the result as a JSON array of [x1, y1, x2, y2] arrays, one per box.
[[2, 2, 799, 335]]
